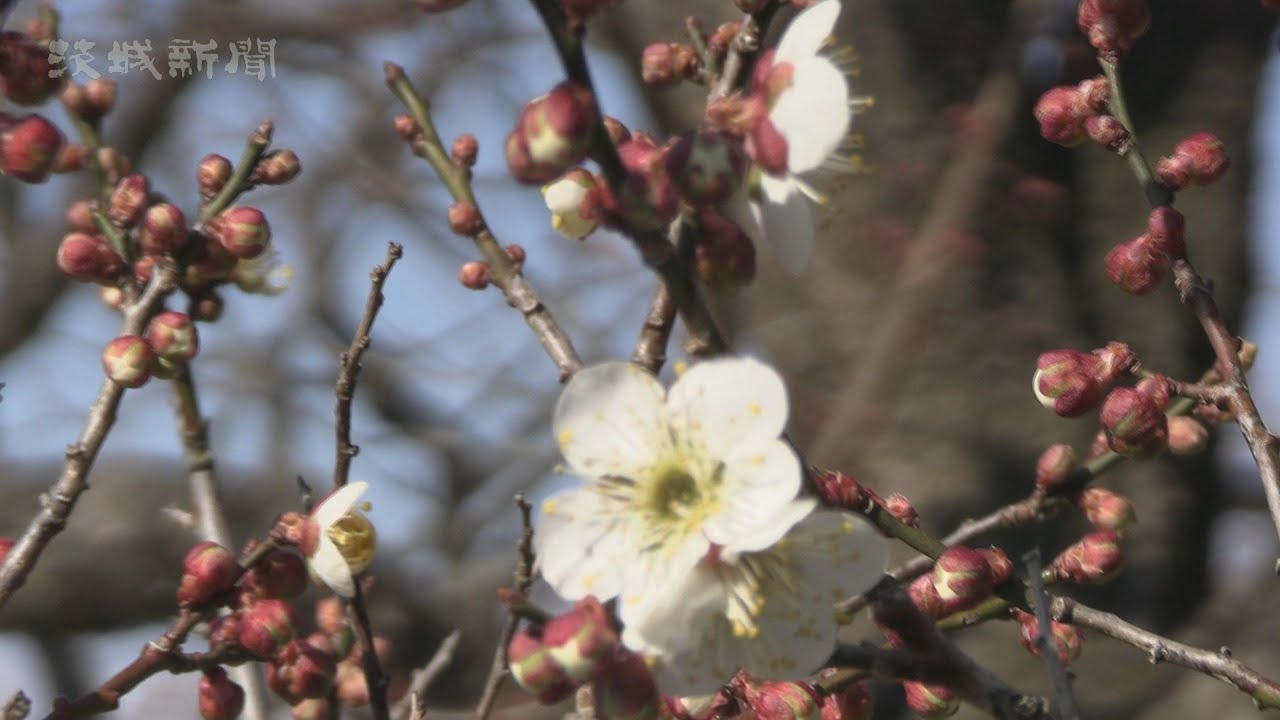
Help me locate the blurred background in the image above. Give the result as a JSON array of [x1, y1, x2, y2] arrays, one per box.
[[0, 0, 1278, 718]]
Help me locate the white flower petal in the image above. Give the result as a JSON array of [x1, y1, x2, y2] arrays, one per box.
[[784, 510, 889, 605], [617, 530, 711, 636], [534, 486, 632, 601], [311, 536, 356, 598], [621, 563, 723, 658], [313, 481, 368, 529], [554, 362, 670, 478], [771, 56, 849, 174], [754, 174, 815, 275], [708, 495, 814, 557], [665, 356, 790, 459], [776, 0, 842, 62]]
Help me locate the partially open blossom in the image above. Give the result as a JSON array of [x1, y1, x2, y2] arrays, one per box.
[[1076, 487, 1135, 532], [239, 598, 297, 658], [537, 358, 886, 696], [542, 168, 599, 240], [296, 482, 376, 598], [1077, 0, 1151, 55], [102, 335, 156, 389], [177, 541, 239, 607], [542, 596, 620, 683], [1014, 609, 1083, 665], [1047, 531, 1124, 584], [210, 206, 272, 259], [932, 546, 994, 615], [1168, 415, 1210, 455], [903, 682, 959, 718], [107, 173, 149, 228], [1105, 234, 1166, 295], [0, 112, 65, 183], [505, 82, 599, 184], [199, 667, 245, 720], [1100, 386, 1168, 458], [1035, 443, 1078, 494], [231, 247, 294, 296]]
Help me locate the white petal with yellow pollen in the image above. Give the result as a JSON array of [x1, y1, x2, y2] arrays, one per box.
[[665, 356, 789, 459], [776, 0, 842, 63], [619, 557, 723, 657], [710, 495, 815, 557], [553, 362, 670, 478], [770, 56, 850, 174], [311, 534, 355, 598], [535, 486, 633, 601], [313, 481, 367, 528]]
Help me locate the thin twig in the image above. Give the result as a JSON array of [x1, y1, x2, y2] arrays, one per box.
[[473, 496, 536, 720], [1023, 550, 1076, 719], [384, 64, 583, 382], [632, 278, 678, 374], [0, 265, 178, 610], [393, 630, 462, 720]]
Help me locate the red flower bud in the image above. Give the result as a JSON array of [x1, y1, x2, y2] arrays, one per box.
[[903, 682, 958, 718], [1014, 609, 1083, 665], [542, 596, 619, 683], [451, 133, 478, 167], [667, 131, 745, 206], [52, 142, 88, 173], [244, 549, 308, 600], [1145, 206, 1186, 260], [505, 82, 599, 184], [1076, 487, 1135, 532], [66, 199, 96, 232], [107, 173, 150, 227], [1034, 87, 1087, 147], [57, 232, 124, 283], [208, 614, 241, 650], [1168, 415, 1210, 455], [1033, 350, 1105, 417], [906, 573, 944, 620], [85, 78, 118, 117], [1077, 0, 1151, 55], [177, 541, 239, 607], [821, 681, 871, 720], [1076, 76, 1110, 114], [1035, 443, 1078, 494], [447, 201, 485, 236], [932, 546, 994, 615], [210, 206, 271, 259], [267, 640, 337, 702], [0, 31, 62, 105], [592, 651, 660, 720], [457, 260, 491, 290], [145, 312, 200, 363], [138, 202, 189, 255], [742, 680, 821, 720], [1091, 341, 1136, 384], [1048, 530, 1124, 584], [198, 667, 245, 720], [190, 291, 225, 323], [239, 598, 296, 658], [1105, 234, 1165, 295], [982, 547, 1014, 585], [198, 154, 234, 200], [508, 627, 576, 704], [1134, 374, 1173, 410], [884, 493, 920, 528], [641, 43, 680, 86], [251, 149, 302, 185], [1171, 131, 1229, 186], [1100, 386, 1168, 458], [1084, 115, 1129, 152], [102, 335, 156, 389], [0, 112, 65, 182], [1154, 152, 1193, 191]]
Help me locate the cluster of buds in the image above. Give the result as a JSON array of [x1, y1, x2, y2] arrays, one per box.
[[1154, 132, 1231, 191], [1033, 76, 1123, 150], [1032, 341, 1136, 418], [1104, 206, 1188, 295], [1046, 531, 1125, 584], [1077, 0, 1151, 56], [60, 77, 118, 123], [99, 312, 201, 388], [1012, 609, 1084, 665]]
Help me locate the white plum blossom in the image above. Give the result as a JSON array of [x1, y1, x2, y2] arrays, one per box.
[[739, 0, 855, 274], [535, 357, 887, 695], [305, 481, 376, 598], [542, 168, 599, 240], [232, 247, 294, 295]]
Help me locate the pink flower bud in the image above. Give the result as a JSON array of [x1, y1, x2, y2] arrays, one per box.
[[0, 31, 62, 106], [1145, 206, 1186, 260], [66, 200, 96, 232], [1085, 115, 1129, 152], [457, 260, 491, 290], [1048, 530, 1124, 583], [177, 541, 239, 606], [447, 201, 485, 236], [932, 546, 994, 614], [52, 142, 88, 173], [1034, 87, 1087, 147], [1033, 349, 1105, 417], [592, 651, 659, 720], [198, 668, 245, 720], [1154, 152, 1193, 191], [1076, 76, 1110, 114], [508, 627, 576, 704], [821, 681, 871, 720], [210, 206, 271, 259], [884, 493, 920, 528], [393, 114, 419, 141], [693, 206, 756, 288], [903, 682, 958, 718], [1168, 415, 1210, 455], [1035, 443, 1078, 494], [251, 149, 302, 185], [506, 82, 599, 185], [542, 596, 619, 683], [505, 244, 527, 271], [1105, 235, 1165, 295], [641, 43, 680, 85], [145, 311, 200, 363], [57, 232, 124, 283], [1091, 341, 1137, 384], [543, 168, 599, 240], [983, 547, 1014, 585], [198, 154, 234, 200], [907, 573, 944, 620], [239, 599, 296, 658], [244, 549, 308, 600], [451, 133, 478, 167], [742, 680, 821, 720], [208, 614, 241, 650], [267, 640, 337, 703], [133, 202, 188, 256], [1134, 374, 1173, 410], [1100, 386, 1168, 458], [0, 112, 65, 182], [102, 335, 156, 389], [666, 131, 745, 206], [1076, 487, 1135, 532], [1077, 0, 1151, 55], [107, 173, 150, 228], [811, 468, 873, 510], [1172, 131, 1229, 186], [1014, 609, 1083, 665], [709, 22, 741, 57]]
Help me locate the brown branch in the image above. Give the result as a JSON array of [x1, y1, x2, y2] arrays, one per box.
[[384, 63, 584, 381], [632, 278, 678, 373], [473, 496, 535, 720], [1051, 597, 1280, 710], [393, 630, 462, 720], [0, 265, 178, 610]]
